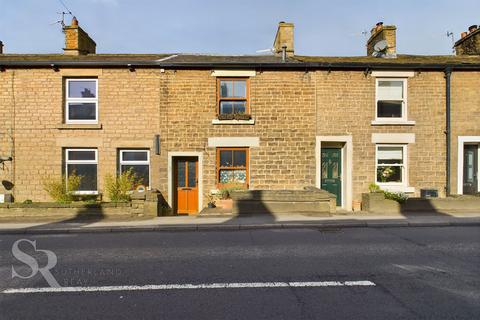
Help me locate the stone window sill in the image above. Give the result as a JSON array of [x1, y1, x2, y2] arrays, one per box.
[[371, 120, 416, 126], [57, 123, 103, 130], [212, 119, 255, 125]]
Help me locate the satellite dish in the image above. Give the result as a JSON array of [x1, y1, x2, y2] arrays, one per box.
[[372, 40, 388, 57]]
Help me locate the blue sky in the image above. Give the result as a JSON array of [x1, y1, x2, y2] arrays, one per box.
[[0, 0, 478, 56]]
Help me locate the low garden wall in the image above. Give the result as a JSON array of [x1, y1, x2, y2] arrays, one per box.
[[362, 192, 480, 214], [0, 190, 165, 219], [231, 187, 336, 215]]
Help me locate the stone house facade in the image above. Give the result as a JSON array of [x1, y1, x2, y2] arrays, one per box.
[[0, 20, 479, 212]]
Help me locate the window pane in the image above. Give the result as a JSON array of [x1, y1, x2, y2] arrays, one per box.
[[377, 166, 402, 183], [188, 161, 196, 188], [233, 80, 246, 98], [220, 81, 233, 97], [67, 164, 97, 191], [121, 164, 149, 187], [219, 170, 234, 184], [68, 80, 96, 98], [68, 103, 96, 120], [233, 101, 246, 114], [233, 150, 246, 167], [122, 151, 148, 162], [377, 147, 403, 163], [220, 101, 233, 114], [233, 170, 247, 183], [377, 101, 402, 118], [68, 150, 96, 161], [220, 150, 233, 167], [177, 161, 186, 188], [378, 80, 403, 100]]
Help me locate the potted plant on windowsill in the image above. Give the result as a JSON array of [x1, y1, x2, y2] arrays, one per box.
[[217, 113, 235, 120], [233, 112, 252, 121]]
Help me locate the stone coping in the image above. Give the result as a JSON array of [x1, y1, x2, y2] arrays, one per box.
[[0, 202, 131, 209]]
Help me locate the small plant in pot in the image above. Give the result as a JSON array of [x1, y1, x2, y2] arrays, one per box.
[[233, 112, 252, 120], [217, 113, 235, 120], [206, 194, 216, 208]]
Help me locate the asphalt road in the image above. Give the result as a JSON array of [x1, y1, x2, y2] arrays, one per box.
[[0, 226, 479, 319]]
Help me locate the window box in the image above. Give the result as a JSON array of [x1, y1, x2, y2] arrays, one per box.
[[217, 113, 235, 121], [234, 113, 252, 121]]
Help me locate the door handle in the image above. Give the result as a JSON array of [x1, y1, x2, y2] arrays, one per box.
[[182, 188, 192, 190]]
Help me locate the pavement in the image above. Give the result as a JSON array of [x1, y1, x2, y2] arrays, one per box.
[[1, 226, 479, 319], [0, 211, 479, 234]]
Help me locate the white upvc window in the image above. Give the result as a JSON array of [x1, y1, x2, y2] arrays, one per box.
[[65, 79, 98, 124], [375, 78, 407, 122], [65, 149, 98, 194], [119, 150, 150, 188], [375, 144, 407, 187]]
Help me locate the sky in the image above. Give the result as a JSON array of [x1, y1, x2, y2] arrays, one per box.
[[0, 0, 479, 56]]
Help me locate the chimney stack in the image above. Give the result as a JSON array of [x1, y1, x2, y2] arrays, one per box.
[[366, 22, 397, 57], [454, 24, 480, 55], [63, 17, 96, 55], [0, 41, 3, 54], [273, 22, 294, 57]]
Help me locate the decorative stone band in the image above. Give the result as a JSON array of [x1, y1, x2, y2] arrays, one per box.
[[208, 137, 260, 148]]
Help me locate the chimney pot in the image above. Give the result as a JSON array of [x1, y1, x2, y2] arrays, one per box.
[[71, 16, 79, 26], [468, 25, 478, 33], [461, 31, 468, 38]]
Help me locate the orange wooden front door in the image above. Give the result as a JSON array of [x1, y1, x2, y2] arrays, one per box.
[[174, 157, 198, 215]]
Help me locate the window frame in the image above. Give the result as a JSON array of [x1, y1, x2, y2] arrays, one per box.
[[375, 144, 407, 187], [375, 78, 408, 122], [65, 78, 99, 124], [65, 148, 98, 194], [216, 147, 249, 188], [217, 78, 250, 115], [119, 149, 151, 188]]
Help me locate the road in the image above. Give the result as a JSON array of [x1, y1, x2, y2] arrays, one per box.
[[0, 226, 479, 319]]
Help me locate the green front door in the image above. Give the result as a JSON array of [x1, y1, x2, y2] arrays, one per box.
[[321, 148, 342, 206]]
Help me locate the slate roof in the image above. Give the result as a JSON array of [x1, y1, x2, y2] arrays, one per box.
[[0, 53, 479, 68]]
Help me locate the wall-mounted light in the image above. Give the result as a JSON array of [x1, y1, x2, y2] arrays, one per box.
[[127, 64, 135, 72], [154, 134, 160, 155]]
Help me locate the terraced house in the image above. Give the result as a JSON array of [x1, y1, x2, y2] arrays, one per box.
[[0, 19, 479, 213]]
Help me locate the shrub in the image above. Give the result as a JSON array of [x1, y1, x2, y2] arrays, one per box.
[[368, 183, 381, 193], [43, 173, 82, 203], [23, 199, 33, 204], [219, 183, 246, 199], [383, 191, 408, 204], [104, 169, 138, 202]]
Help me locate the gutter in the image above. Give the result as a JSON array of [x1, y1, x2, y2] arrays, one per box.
[[1, 61, 480, 71], [444, 67, 452, 196]]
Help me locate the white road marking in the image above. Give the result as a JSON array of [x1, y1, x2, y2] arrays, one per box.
[[2, 280, 375, 294]]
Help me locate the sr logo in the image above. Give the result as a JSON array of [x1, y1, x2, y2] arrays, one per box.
[[11, 239, 60, 288]]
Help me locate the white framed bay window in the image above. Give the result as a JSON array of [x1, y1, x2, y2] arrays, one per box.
[[65, 149, 98, 194], [375, 144, 407, 187], [375, 78, 407, 122], [65, 79, 98, 123], [119, 150, 150, 188]]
